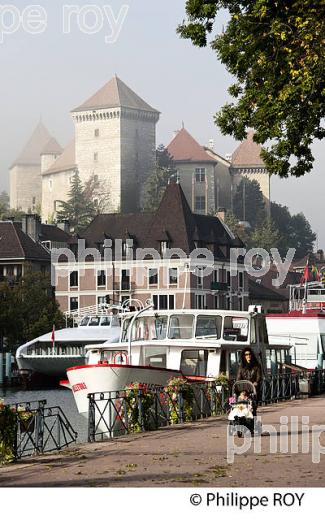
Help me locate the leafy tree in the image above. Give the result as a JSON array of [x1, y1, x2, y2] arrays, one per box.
[[178, 1, 325, 177], [271, 202, 316, 258], [83, 174, 110, 214], [56, 170, 98, 232], [0, 271, 65, 351], [233, 178, 266, 228], [250, 219, 281, 251], [224, 210, 251, 245], [0, 191, 9, 217], [290, 213, 316, 259], [143, 145, 177, 211]]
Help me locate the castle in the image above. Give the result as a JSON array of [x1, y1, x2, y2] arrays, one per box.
[[9, 76, 270, 223]]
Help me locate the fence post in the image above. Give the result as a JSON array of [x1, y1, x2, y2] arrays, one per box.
[[88, 393, 95, 442]]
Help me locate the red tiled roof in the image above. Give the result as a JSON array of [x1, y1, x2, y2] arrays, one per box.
[[167, 128, 217, 163], [231, 130, 265, 167]]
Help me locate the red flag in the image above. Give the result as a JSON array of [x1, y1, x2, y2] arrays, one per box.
[[300, 260, 309, 285], [51, 325, 55, 348]]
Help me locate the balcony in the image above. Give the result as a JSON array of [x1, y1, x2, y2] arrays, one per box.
[[211, 281, 228, 292]]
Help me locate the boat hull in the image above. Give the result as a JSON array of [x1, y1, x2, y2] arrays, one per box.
[[17, 355, 86, 378], [66, 364, 181, 415]]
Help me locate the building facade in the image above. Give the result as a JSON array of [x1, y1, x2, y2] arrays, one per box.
[[167, 128, 232, 216], [53, 183, 249, 314]]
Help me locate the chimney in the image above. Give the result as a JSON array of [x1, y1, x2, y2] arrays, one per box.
[[225, 153, 232, 162], [316, 249, 324, 261], [57, 220, 70, 234], [21, 214, 42, 241], [208, 139, 214, 150], [216, 207, 226, 221]]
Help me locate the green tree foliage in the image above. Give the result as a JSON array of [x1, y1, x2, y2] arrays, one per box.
[[56, 171, 102, 232], [0, 271, 65, 350], [224, 210, 251, 245], [233, 178, 266, 228], [143, 145, 177, 211], [271, 202, 316, 258], [178, 1, 325, 177], [250, 219, 281, 251], [0, 191, 9, 217], [0, 192, 25, 221]]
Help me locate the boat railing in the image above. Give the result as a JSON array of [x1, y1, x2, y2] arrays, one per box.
[[64, 299, 145, 326]]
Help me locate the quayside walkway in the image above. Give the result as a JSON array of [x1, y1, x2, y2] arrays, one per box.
[[1, 397, 325, 487]]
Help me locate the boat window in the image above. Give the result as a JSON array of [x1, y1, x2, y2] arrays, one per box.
[[80, 317, 90, 326], [168, 315, 194, 339], [100, 350, 128, 363], [89, 317, 100, 326], [121, 318, 131, 341], [230, 351, 240, 379], [223, 317, 248, 341], [143, 346, 168, 368], [154, 316, 168, 340], [100, 316, 111, 327], [195, 315, 222, 338], [180, 349, 208, 376]]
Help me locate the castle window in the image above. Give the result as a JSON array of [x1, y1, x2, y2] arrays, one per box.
[[94, 152, 98, 162], [195, 196, 206, 212], [49, 179, 53, 191], [195, 168, 206, 182], [94, 129, 99, 137]]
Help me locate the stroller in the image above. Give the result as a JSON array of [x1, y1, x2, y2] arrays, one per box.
[[228, 380, 257, 437]]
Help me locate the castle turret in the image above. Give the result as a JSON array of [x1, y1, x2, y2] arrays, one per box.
[[230, 130, 270, 217], [10, 122, 55, 212]]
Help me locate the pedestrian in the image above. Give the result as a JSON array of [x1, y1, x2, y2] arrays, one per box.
[[236, 348, 262, 416]]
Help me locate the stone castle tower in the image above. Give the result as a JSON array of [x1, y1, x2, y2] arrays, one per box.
[[9, 122, 62, 213], [71, 76, 160, 213], [230, 130, 270, 217], [10, 77, 159, 222]]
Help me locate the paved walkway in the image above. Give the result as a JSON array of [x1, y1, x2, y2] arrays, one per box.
[[1, 397, 325, 487]]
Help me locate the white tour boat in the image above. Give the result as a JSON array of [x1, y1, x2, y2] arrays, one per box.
[[16, 301, 142, 382], [61, 306, 285, 418], [266, 282, 325, 370]]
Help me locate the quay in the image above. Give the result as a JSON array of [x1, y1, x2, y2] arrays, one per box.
[[1, 396, 325, 487]]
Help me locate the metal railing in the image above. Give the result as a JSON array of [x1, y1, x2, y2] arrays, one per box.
[[87, 371, 325, 442], [12, 400, 78, 460]]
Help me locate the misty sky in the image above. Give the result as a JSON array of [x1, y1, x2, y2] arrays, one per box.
[[1, 0, 324, 248]]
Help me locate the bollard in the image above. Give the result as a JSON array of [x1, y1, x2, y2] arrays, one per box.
[[0, 353, 3, 385], [5, 352, 12, 382]]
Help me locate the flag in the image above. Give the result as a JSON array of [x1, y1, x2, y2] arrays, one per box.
[[312, 264, 320, 281], [300, 260, 309, 286], [51, 325, 55, 349]]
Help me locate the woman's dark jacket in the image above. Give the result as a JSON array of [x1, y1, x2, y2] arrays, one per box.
[[236, 364, 262, 385]]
